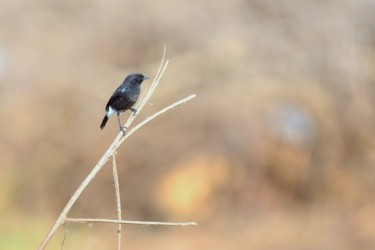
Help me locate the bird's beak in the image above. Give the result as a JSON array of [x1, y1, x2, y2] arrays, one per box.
[[143, 76, 151, 80]]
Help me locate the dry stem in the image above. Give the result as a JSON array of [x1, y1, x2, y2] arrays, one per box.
[[39, 48, 197, 250], [112, 155, 122, 250], [65, 218, 198, 227]]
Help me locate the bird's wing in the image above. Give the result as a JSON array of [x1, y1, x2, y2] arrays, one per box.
[[105, 87, 127, 111]]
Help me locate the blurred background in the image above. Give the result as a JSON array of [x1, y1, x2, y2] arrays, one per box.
[[1, 0, 375, 249]]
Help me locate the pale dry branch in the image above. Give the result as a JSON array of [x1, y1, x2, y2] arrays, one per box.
[[39, 48, 197, 250], [65, 218, 198, 227], [39, 48, 169, 250], [112, 155, 122, 250], [137, 46, 166, 107], [118, 94, 197, 146]]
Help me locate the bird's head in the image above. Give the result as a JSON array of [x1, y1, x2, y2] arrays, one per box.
[[125, 73, 150, 85]]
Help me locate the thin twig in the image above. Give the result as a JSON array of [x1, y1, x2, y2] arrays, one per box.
[[137, 46, 166, 106], [60, 223, 67, 250], [65, 218, 198, 227], [118, 94, 197, 146], [112, 155, 122, 250]]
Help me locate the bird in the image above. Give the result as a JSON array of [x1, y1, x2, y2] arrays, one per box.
[[100, 73, 150, 135]]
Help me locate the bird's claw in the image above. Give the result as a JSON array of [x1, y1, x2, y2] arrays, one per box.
[[130, 108, 137, 116], [120, 126, 127, 135]]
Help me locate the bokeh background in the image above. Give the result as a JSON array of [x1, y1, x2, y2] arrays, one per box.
[[2, 0, 375, 249]]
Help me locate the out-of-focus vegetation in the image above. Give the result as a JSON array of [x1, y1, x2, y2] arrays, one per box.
[[2, 0, 375, 249]]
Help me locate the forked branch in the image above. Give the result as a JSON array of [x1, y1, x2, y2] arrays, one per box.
[[39, 48, 197, 250]]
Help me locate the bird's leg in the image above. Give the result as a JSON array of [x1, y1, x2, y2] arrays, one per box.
[[130, 108, 137, 115], [117, 113, 127, 135]]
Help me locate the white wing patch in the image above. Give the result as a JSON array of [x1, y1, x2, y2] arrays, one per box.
[[107, 106, 116, 117], [121, 87, 128, 92]]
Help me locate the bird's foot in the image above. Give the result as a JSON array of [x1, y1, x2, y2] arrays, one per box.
[[130, 108, 137, 116], [120, 126, 127, 135]]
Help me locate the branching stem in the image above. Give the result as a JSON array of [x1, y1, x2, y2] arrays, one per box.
[[38, 48, 197, 250]]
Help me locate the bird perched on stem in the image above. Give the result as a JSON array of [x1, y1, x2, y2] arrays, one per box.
[[100, 73, 150, 135]]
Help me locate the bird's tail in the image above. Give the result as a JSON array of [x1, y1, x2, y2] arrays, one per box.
[[100, 114, 108, 130]]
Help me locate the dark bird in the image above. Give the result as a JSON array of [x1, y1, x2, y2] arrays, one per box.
[[100, 73, 150, 134]]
